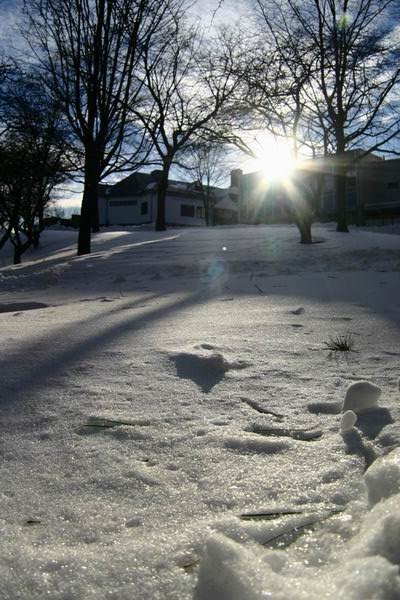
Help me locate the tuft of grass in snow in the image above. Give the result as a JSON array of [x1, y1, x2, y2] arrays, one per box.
[[324, 333, 356, 352]]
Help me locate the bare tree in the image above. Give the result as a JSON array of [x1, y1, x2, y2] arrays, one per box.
[[255, 0, 400, 232], [134, 22, 240, 231], [0, 71, 69, 263], [23, 0, 177, 255], [181, 143, 228, 226], [0, 137, 67, 264], [218, 22, 322, 242]]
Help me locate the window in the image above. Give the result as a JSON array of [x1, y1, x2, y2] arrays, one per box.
[[141, 201, 148, 215], [196, 206, 204, 218], [180, 204, 195, 217], [387, 181, 399, 190], [109, 200, 137, 207]]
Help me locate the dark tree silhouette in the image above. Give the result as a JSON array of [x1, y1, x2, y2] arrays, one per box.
[[23, 0, 178, 254], [0, 72, 69, 263]]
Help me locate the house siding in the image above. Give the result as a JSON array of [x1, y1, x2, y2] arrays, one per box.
[[107, 194, 153, 225]]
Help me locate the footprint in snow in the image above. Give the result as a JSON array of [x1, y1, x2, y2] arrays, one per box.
[[290, 307, 305, 315]]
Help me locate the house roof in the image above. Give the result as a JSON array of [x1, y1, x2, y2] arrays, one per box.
[[105, 170, 230, 203], [98, 183, 113, 196], [108, 172, 155, 197]]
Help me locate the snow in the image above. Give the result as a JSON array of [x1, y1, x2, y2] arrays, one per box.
[[342, 380, 382, 414], [364, 448, 400, 505], [340, 410, 357, 432], [1, 223, 400, 598]]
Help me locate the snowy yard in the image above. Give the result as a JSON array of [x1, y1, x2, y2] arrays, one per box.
[[0, 224, 400, 599]]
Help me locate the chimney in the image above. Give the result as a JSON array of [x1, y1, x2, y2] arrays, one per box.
[[230, 168, 243, 188]]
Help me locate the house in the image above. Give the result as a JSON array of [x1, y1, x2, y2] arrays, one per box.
[[231, 168, 290, 224], [361, 157, 400, 222], [232, 151, 400, 225], [98, 170, 238, 227]]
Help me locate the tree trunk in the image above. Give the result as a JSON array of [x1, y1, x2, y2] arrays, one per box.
[[33, 228, 40, 248], [335, 153, 349, 233], [297, 219, 313, 244], [204, 196, 210, 226], [78, 184, 93, 255], [13, 247, 22, 265], [155, 165, 170, 232], [78, 154, 100, 255]]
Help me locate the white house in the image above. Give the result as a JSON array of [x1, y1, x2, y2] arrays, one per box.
[[98, 170, 238, 227]]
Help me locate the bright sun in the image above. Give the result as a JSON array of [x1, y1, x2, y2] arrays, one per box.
[[247, 135, 296, 183]]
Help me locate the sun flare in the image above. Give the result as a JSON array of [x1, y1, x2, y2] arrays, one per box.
[[247, 135, 296, 184]]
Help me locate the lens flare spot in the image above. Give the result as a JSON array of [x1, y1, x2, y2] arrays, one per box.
[[207, 261, 225, 278]]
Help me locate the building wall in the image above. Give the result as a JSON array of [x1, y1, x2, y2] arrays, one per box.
[[364, 158, 400, 210], [164, 194, 205, 226], [99, 192, 206, 227], [98, 195, 108, 226], [107, 194, 153, 225]]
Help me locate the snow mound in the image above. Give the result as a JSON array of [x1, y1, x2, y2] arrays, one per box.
[[364, 448, 400, 505], [343, 380, 382, 414], [350, 493, 400, 566], [335, 556, 400, 599], [341, 410, 357, 433], [194, 535, 281, 600], [195, 533, 400, 600]]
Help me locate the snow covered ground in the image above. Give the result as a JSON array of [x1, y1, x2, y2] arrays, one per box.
[[0, 223, 400, 599]]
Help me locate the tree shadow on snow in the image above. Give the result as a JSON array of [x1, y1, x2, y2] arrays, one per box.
[[0, 289, 209, 413]]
